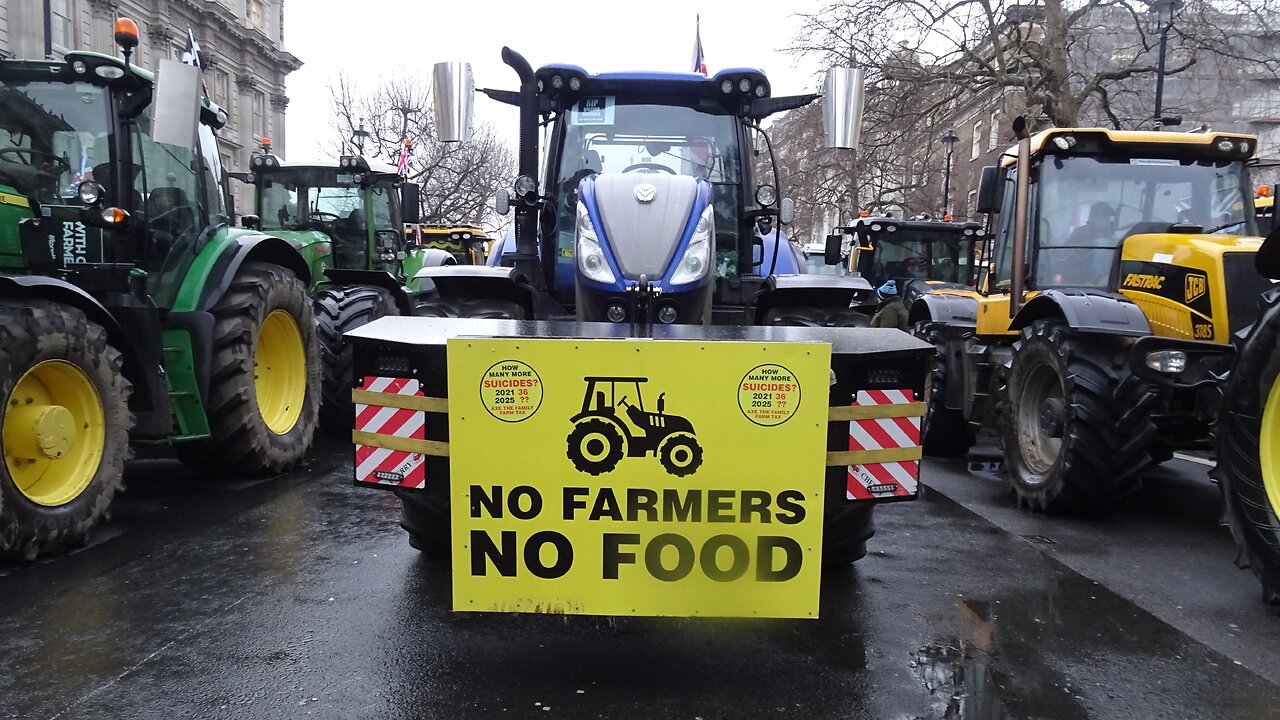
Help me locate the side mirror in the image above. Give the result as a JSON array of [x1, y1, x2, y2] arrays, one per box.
[[751, 238, 764, 267], [432, 61, 475, 143], [975, 165, 1006, 215], [241, 214, 260, 230], [150, 59, 201, 147], [823, 66, 866, 150], [400, 183, 421, 224], [375, 229, 401, 251], [824, 233, 843, 266], [779, 198, 795, 225], [495, 188, 511, 216]]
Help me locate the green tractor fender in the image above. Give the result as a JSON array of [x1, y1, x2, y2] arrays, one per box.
[[0, 274, 161, 415], [162, 229, 313, 421], [1009, 289, 1151, 337], [176, 229, 312, 314], [323, 267, 414, 314]]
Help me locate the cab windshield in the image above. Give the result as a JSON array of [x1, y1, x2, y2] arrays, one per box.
[[864, 228, 977, 287], [258, 168, 397, 268], [800, 250, 846, 276], [552, 97, 743, 292], [1031, 155, 1253, 288], [0, 80, 111, 205]]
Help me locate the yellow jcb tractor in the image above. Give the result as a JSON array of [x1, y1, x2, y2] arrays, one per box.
[[911, 120, 1271, 515]]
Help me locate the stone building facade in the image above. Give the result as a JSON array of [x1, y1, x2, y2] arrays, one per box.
[[0, 0, 301, 213]]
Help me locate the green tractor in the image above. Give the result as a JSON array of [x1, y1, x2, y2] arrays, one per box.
[[0, 23, 320, 559], [1215, 224, 1280, 606], [233, 146, 440, 434]]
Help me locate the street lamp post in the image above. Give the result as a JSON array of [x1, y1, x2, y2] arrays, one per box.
[[351, 118, 370, 155], [1148, 0, 1184, 131], [942, 129, 959, 218]]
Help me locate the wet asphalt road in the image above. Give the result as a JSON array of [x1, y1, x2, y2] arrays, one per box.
[[2, 441, 1280, 720]]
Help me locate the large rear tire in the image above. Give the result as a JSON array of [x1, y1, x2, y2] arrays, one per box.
[[823, 498, 875, 565], [0, 300, 131, 560], [399, 489, 451, 558], [178, 262, 320, 476], [316, 285, 399, 437], [1001, 320, 1155, 516], [1215, 293, 1280, 607], [915, 323, 975, 457]]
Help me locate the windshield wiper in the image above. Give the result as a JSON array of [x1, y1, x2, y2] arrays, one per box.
[[1206, 220, 1245, 234]]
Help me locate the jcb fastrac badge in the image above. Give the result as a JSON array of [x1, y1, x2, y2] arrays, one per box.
[[1185, 272, 1208, 304], [446, 338, 831, 618]]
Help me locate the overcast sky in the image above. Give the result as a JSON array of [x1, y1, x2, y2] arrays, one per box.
[[282, 0, 827, 159]]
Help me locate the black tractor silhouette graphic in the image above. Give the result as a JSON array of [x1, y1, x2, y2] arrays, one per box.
[[566, 377, 702, 477]]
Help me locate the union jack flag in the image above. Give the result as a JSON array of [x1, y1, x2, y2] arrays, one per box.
[[397, 139, 413, 176], [692, 15, 707, 76]]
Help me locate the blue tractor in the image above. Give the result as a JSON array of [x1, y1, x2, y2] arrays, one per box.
[[421, 49, 867, 329]]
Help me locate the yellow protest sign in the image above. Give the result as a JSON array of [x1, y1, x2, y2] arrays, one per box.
[[446, 337, 831, 618]]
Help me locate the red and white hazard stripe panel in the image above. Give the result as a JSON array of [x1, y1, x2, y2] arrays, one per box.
[[846, 389, 921, 500], [354, 376, 427, 490]]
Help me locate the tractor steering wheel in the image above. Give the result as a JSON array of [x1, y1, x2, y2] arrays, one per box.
[[622, 163, 676, 175], [308, 211, 343, 223], [0, 148, 71, 176]]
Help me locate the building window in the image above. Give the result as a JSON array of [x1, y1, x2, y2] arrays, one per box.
[[967, 189, 978, 216], [989, 111, 1001, 150], [251, 90, 266, 139], [50, 0, 75, 51], [248, 0, 266, 28], [212, 71, 231, 110], [971, 121, 983, 160]]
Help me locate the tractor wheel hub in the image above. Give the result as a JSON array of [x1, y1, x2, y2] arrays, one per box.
[[9, 404, 76, 460]]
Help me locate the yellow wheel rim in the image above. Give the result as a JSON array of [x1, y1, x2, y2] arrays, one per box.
[[255, 309, 307, 435], [3, 360, 105, 507], [1261, 374, 1280, 519]]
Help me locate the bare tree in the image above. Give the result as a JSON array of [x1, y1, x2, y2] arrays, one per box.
[[328, 73, 514, 233], [778, 0, 1280, 223], [792, 0, 1280, 129]]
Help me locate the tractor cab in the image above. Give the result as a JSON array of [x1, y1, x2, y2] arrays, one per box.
[[433, 51, 866, 328], [845, 215, 984, 306], [0, 47, 232, 308], [240, 147, 412, 276], [414, 224, 491, 265], [977, 128, 1268, 341]]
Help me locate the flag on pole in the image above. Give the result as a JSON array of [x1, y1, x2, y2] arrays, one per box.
[[181, 28, 203, 69], [692, 15, 707, 76], [397, 139, 413, 176]]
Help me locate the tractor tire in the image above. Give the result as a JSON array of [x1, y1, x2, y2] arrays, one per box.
[[0, 300, 132, 560], [915, 323, 975, 457], [399, 489, 451, 558], [1000, 320, 1156, 516], [822, 499, 875, 565], [658, 432, 703, 477], [1215, 292, 1280, 608], [565, 418, 625, 476], [761, 304, 869, 327], [178, 262, 320, 477], [316, 285, 399, 437]]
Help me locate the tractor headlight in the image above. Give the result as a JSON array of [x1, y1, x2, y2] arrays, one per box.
[[1145, 350, 1187, 374], [671, 204, 714, 286], [77, 181, 101, 205], [575, 201, 615, 284]]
